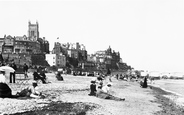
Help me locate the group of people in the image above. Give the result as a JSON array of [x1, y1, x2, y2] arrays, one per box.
[[88, 75, 125, 101], [0, 61, 49, 99], [9, 62, 28, 83], [0, 67, 43, 98]]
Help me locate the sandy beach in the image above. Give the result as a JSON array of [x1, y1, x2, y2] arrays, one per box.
[[0, 73, 184, 115]]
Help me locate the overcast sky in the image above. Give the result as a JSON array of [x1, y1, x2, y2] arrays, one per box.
[[0, 0, 183, 73]]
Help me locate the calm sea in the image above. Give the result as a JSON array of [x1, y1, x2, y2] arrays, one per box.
[[152, 79, 184, 96]]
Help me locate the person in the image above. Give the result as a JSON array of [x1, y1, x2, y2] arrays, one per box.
[[116, 74, 119, 80], [23, 63, 29, 78], [88, 80, 97, 96], [106, 68, 111, 75], [33, 69, 47, 84], [140, 76, 148, 88], [16, 81, 42, 98], [96, 76, 104, 89], [106, 68, 112, 82], [56, 71, 64, 81], [0, 70, 12, 98], [101, 82, 112, 93], [39, 69, 46, 81], [10, 62, 17, 83], [96, 82, 125, 101]]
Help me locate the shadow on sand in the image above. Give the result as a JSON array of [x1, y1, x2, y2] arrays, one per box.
[[10, 101, 98, 115]]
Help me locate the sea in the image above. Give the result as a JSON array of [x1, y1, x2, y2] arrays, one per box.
[[151, 79, 184, 106]]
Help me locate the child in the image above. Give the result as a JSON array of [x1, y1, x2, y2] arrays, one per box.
[[88, 80, 97, 96]]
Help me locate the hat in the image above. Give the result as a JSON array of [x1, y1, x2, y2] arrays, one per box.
[[32, 81, 38, 86], [91, 77, 96, 83], [97, 77, 103, 81], [0, 68, 5, 72], [107, 82, 113, 86], [91, 80, 96, 83]]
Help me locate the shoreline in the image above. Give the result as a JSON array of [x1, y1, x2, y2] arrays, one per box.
[[149, 79, 184, 107], [150, 85, 184, 115]]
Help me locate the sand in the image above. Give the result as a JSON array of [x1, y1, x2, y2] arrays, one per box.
[[0, 73, 183, 115]]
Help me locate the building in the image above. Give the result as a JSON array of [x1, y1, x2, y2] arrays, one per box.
[[46, 54, 56, 66], [28, 21, 39, 41], [0, 21, 49, 55], [3, 35, 14, 53], [46, 53, 66, 67], [52, 42, 61, 54], [87, 46, 122, 70], [0, 38, 4, 53], [52, 41, 87, 61], [67, 49, 79, 59], [14, 35, 41, 54], [42, 37, 50, 54], [38, 37, 50, 54]]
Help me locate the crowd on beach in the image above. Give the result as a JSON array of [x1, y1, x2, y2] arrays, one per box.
[[0, 61, 151, 104]]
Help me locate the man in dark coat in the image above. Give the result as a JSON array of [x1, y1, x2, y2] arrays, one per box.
[[10, 62, 17, 83], [23, 63, 29, 78]]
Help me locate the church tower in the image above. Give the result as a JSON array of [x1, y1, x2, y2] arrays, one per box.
[[28, 21, 39, 41]]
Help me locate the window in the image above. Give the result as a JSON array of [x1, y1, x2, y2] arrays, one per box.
[[31, 31, 35, 36]]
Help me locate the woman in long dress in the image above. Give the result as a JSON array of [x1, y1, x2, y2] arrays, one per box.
[[96, 82, 125, 101], [0, 70, 13, 98]]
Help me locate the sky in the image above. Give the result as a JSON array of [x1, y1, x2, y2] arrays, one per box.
[[0, 0, 183, 73]]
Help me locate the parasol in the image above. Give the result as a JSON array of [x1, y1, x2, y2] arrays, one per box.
[[0, 66, 15, 73]]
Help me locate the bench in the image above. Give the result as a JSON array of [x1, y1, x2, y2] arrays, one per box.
[[16, 72, 32, 85]]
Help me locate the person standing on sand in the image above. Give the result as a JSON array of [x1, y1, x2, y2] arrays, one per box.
[[96, 82, 125, 101], [140, 76, 148, 88], [106, 68, 112, 82], [9, 62, 17, 83], [23, 63, 29, 78]]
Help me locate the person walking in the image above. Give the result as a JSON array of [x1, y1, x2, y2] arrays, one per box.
[[10, 62, 17, 83], [23, 63, 29, 78]]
